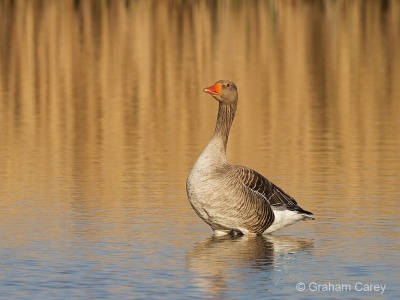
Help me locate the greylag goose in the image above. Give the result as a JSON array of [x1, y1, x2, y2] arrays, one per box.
[[186, 80, 314, 236]]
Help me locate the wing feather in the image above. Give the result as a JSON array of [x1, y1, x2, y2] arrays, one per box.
[[234, 166, 313, 216]]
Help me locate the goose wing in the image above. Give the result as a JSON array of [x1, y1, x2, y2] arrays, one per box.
[[234, 166, 313, 216]]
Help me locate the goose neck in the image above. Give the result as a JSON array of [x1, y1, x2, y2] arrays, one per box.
[[211, 102, 237, 150]]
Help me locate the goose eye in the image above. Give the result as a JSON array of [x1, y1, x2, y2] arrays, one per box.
[[226, 83, 230, 87]]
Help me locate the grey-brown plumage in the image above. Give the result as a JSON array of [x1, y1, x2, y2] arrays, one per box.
[[186, 80, 314, 236]]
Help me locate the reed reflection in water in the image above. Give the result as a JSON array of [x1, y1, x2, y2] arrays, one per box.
[[0, 1, 399, 299]]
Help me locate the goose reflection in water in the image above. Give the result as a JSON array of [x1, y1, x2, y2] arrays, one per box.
[[187, 234, 313, 296]]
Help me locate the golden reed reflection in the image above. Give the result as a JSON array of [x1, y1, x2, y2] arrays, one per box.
[[0, 1, 399, 238]]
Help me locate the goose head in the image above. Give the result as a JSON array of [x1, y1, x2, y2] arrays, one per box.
[[203, 80, 238, 104]]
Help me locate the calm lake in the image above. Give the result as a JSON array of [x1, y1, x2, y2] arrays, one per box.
[[1, 1, 399, 299]]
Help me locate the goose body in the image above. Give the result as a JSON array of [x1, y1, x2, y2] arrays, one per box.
[[186, 80, 314, 236]]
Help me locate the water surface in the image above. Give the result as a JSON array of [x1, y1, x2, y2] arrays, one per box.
[[1, 1, 399, 299]]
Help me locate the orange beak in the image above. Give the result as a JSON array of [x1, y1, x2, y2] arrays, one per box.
[[203, 83, 221, 96]]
